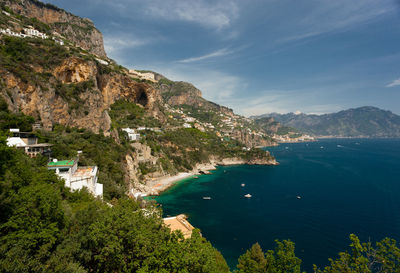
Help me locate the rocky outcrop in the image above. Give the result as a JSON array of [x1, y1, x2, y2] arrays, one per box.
[[1, 56, 162, 132], [159, 80, 234, 116], [3, 0, 106, 57], [230, 129, 276, 148]]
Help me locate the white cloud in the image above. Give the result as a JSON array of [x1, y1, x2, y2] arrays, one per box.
[[275, 0, 394, 44], [232, 93, 344, 117], [156, 65, 245, 103], [386, 78, 400, 88], [94, 0, 239, 30], [144, 0, 239, 29], [177, 48, 234, 63], [103, 35, 150, 55]]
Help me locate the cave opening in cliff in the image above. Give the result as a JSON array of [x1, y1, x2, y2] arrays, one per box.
[[137, 87, 148, 107]]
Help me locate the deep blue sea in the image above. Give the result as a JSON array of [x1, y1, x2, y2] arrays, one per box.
[[155, 139, 400, 271]]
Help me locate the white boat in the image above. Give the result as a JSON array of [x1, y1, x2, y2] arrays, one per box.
[[244, 194, 252, 198], [203, 197, 211, 200], [241, 183, 245, 187], [297, 195, 301, 199]]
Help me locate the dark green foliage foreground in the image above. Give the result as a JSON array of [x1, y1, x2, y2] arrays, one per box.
[[236, 236, 400, 273], [0, 136, 230, 272]]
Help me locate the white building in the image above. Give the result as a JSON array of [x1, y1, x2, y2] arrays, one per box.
[[95, 57, 109, 65], [47, 159, 103, 198], [183, 123, 192, 128], [128, 69, 157, 82], [23, 27, 48, 39], [6, 129, 52, 158], [184, 117, 196, 123], [122, 128, 140, 141]]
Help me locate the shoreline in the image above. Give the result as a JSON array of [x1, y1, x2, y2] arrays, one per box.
[[136, 157, 278, 196]]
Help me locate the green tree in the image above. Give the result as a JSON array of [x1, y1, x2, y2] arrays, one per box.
[[236, 240, 301, 273], [313, 234, 400, 273], [236, 243, 266, 273]]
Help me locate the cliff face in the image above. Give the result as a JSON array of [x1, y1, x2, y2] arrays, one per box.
[[230, 129, 276, 148], [1, 56, 162, 132], [159, 80, 234, 116], [3, 0, 106, 57]]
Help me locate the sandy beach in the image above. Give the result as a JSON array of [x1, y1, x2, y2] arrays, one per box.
[[148, 172, 194, 195], [136, 157, 277, 196]]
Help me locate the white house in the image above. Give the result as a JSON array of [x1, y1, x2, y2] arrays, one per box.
[[183, 123, 192, 128], [122, 128, 140, 141], [47, 158, 103, 198], [6, 129, 52, 158]]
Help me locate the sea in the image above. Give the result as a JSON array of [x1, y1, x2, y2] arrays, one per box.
[[155, 139, 400, 271]]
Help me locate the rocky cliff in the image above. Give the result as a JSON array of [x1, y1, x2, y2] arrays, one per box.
[[3, 0, 106, 57], [158, 79, 234, 116], [1, 45, 162, 132]]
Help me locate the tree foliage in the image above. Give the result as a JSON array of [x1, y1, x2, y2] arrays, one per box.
[[0, 136, 230, 272], [236, 240, 302, 273], [314, 234, 400, 273]]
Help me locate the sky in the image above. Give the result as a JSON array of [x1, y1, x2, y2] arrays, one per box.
[[44, 0, 400, 116]]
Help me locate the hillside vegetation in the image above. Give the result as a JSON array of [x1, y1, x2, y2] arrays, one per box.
[[0, 136, 230, 272]]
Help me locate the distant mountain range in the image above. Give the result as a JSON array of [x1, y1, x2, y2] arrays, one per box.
[[252, 106, 400, 137]]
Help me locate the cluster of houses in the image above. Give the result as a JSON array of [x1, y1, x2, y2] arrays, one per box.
[[6, 129, 102, 198], [164, 105, 274, 146], [272, 133, 316, 143], [0, 26, 64, 45]]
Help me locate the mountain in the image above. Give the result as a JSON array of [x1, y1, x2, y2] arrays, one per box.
[[253, 106, 400, 137], [1, 0, 106, 57]]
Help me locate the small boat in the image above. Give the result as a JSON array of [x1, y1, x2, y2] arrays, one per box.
[[244, 194, 252, 198], [297, 195, 301, 199], [241, 183, 245, 187], [337, 145, 343, 148], [320, 146, 324, 149], [194, 176, 199, 179], [203, 197, 211, 200]]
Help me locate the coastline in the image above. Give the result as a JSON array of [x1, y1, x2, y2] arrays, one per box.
[[136, 157, 278, 196]]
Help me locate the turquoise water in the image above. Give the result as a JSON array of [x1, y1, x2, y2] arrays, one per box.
[[155, 139, 400, 271]]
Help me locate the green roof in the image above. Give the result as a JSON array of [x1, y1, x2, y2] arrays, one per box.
[[47, 160, 75, 167]]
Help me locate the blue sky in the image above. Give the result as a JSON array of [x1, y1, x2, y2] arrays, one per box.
[[44, 0, 400, 116]]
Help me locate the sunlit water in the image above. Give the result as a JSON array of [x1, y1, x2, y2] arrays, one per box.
[[155, 139, 400, 271]]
